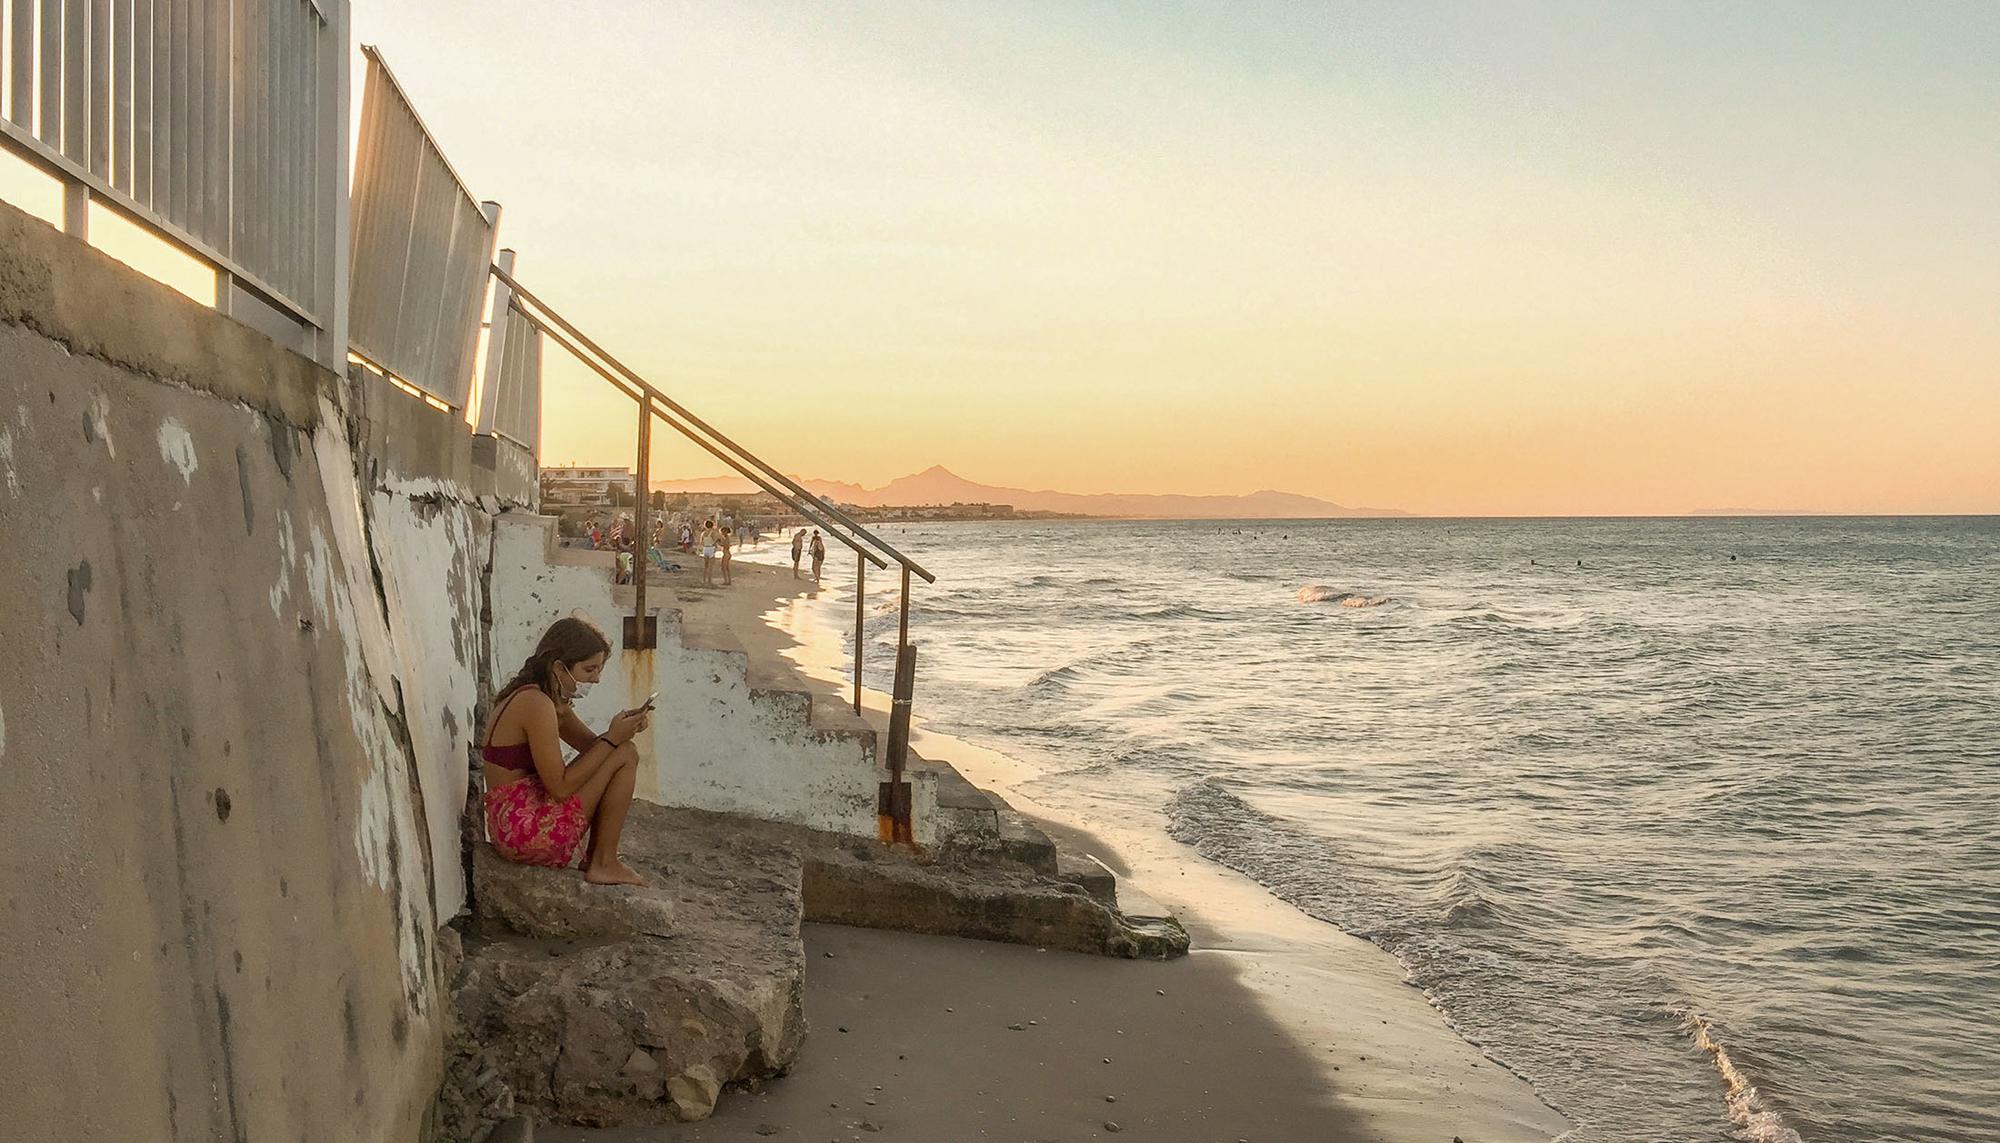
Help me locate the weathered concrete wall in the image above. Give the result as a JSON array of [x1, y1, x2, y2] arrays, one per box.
[[350, 367, 496, 923], [473, 433, 538, 508], [366, 482, 487, 923], [486, 513, 932, 842], [0, 200, 442, 1141]]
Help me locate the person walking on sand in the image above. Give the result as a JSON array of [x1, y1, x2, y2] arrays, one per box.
[[717, 524, 734, 586], [809, 529, 826, 584], [481, 617, 651, 886], [790, 528, 805, 579]]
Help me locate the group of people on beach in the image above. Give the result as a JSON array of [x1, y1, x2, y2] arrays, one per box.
[[573, 511, 780, 588]]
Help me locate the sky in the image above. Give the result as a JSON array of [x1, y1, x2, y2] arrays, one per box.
[[344, 0, 1998, 515]]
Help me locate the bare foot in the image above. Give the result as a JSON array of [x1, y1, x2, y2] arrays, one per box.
[[584, 859, 648, 887]]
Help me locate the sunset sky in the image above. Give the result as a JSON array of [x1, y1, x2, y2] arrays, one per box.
[[348, 0, 1998, 516]]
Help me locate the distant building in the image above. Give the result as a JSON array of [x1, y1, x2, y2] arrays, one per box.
[[541, 464, 632, 507], [848, 501, 1017, 521]]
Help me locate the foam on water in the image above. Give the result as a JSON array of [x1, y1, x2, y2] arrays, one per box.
[[1682, 1011, 1804, 1143]]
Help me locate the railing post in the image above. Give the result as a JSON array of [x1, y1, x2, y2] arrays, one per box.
[[626, 396, 655, 649], [853, 550, 865, 715], [882, 642, 916, 844], [61, 181, 89, 239]]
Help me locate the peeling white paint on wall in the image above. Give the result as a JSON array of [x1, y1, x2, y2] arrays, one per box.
[[156, 418, 197, 481], [312, 399, 399, 711], [0, 427, 18, 497], [369, 488, 482, 921], [303, 398, 434, 1005], [268, 510, 297, 619], [86, 394, 115, 457]]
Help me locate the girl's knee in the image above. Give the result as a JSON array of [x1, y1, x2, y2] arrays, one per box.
[[612, 740, 641, 766]]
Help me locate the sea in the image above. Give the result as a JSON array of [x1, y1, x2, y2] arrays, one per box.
[[807, 516, 1998, 1143]]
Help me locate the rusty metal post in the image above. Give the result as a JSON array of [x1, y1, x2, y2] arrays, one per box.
[[625, 397, 656, 648], [881, 642, 917, 844], [853, 550, 865, 715]]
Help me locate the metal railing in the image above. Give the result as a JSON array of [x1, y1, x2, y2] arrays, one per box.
[[475, 247, 541, 449], [492, 265, 933, 842], [346, 44, 496, 408], [0, 0, 349, 365]]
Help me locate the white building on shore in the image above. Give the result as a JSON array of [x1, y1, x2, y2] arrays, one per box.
[[541, 464, 632, 507]]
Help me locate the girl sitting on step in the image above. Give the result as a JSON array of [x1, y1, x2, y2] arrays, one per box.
[[483, 617, 651, 886]]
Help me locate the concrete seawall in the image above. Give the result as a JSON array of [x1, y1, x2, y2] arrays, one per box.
[[0, 199, 445, 1140]]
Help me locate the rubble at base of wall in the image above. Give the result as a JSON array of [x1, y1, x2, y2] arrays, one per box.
[[450, 801, 1187, 1131]]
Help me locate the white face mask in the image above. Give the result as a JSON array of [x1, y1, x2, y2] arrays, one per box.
[[557, 663, 593, 702]]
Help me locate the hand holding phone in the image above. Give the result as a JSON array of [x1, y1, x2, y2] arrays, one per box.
[[639, 690, 659, 711]]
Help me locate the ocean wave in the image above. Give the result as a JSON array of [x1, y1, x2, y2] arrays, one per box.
[[1297, 585, 1394, 607], [1133, 603, 1233, 621], [1680, 1010, 1804, 1143], [1026, 664, 1080, 690]]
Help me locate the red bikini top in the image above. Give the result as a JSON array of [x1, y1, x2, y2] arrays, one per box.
[[482, 688, 537, 772]]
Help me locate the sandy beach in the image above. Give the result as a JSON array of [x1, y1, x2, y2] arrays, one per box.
[[545, 921, 1364, 1143], [554, 555, 1568, 1142]]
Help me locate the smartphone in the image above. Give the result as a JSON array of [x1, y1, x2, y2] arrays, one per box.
[[640, 691, 659, 711]]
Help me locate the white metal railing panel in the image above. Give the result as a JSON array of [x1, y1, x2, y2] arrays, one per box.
[[346, 45, 494, 409], [489, 298, 542, 449], [0, 0, 345, 337]]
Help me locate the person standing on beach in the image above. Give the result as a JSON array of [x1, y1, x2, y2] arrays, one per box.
[[718, 523, 734, 586], [790, 529, 805, 579], [700, 518, 719, 586], [809, 529, 826, 584]]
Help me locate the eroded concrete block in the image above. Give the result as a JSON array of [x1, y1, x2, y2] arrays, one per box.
[[472, 843, 677, 939], [803, 847, 1190, 961]]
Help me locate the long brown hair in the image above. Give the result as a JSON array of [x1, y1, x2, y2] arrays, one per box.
[[497, 616, 611, 704]]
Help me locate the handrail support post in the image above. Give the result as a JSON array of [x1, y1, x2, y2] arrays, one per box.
[[853, 551, 865, 715], [625, 396, 655, 649]]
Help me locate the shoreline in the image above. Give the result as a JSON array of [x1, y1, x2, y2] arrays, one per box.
[[754, 571, 1572, 1142]]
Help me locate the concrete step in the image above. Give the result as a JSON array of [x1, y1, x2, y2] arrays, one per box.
[[674, 614, 879, 758], [923, 759, 1000, 844], [1056, 850, 1119, 907], [985, 791, 1060, 874]]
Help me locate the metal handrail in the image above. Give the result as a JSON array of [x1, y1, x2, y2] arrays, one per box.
[[520, 312, 887, 572], [490, 264, 934, 585]]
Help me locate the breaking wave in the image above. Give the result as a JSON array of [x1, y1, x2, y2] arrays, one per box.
[[1681, 1011, 1804, 1143], [1297, 584, 1393, 607]]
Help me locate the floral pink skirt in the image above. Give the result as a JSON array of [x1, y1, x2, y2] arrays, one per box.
[[485, 776, 589, 868]]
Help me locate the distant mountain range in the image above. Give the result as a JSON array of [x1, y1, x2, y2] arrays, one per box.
[[653, 465, 1405, 519]]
